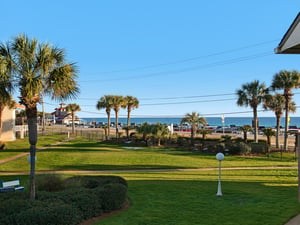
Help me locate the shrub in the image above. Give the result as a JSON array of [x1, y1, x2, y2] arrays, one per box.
[[57, 188, 102, 219], [65, 175, 128, 189], [229, 142, 251, 155], [15, 202, 82, 225], [36, 174, 65, 192], [250, 142, 268, 154], [0, 199, 31, 225], [0, 176, 128, 225], [100, 183, 128, 212], [0, 141, 7, 150]]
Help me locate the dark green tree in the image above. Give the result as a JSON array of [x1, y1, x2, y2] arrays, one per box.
[[0, 34, 79, 200], [271, 70, 300, 150], [236, 80, 269, 143]]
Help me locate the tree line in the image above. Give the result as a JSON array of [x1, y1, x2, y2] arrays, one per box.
[[236, 70, 300, 151], [96, 95, 139, 140]]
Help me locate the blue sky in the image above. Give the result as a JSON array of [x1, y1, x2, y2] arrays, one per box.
[[2, 1, 300, 118]]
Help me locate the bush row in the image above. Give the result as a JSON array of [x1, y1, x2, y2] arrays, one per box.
[[0, 175, 128, 225]]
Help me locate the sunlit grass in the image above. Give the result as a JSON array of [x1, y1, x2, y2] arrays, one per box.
[[1, 136, 300, 225], [0, 134, 67, 160], [0, 137, 297, 172]]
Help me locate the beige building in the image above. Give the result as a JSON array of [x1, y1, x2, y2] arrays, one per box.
[[0, 106, 16, 141], [0, 104, 27, 142]]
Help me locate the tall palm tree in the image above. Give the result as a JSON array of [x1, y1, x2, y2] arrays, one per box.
[[271, 70, 300, 151], [236, 80, 269, 143], [66, 103, 81, 134], [181, 112, 206, 146], [263, 93, 296, 148], [111, 95, 125, 140], [96, 95, 113, 140], [123, 96, 139, 138], [0, 34, 79, 200]]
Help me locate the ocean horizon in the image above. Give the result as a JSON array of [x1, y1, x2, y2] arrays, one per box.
[[81, 117, 300, 128]]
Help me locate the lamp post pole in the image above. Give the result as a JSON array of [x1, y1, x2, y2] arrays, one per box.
[[221, 114, 225, 134], [216, 152, 225, 197]]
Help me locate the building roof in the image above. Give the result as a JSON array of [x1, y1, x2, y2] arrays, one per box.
[[275, 12, 300, 54]]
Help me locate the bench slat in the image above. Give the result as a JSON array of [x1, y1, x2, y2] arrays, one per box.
[[2, 180, 20, 188]]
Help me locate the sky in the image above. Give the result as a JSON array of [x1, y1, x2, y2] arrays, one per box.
[[2, 1, 300, 118]]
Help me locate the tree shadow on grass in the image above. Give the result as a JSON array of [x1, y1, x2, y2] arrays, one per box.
[[52, 164, 186, 171]]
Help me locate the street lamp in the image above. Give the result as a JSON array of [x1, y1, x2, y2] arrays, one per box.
[[216, 152, 225, 197]]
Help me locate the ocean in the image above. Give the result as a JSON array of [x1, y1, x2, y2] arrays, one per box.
[[81, 117, 300, 128]]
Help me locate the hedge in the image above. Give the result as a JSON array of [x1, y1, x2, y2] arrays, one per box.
[[0, 175, 128, 225]]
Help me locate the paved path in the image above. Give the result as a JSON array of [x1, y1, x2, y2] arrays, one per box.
[[285, 214, 300, 225]]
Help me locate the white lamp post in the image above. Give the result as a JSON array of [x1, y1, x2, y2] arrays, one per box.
[[221, 114, 225, 134], [216, 152, 225, 197]]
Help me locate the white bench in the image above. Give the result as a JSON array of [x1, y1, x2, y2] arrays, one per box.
[[0, 179, 24, 193]]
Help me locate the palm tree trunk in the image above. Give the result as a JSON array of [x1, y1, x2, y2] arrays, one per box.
[[276, 115, 281, 148], [243, 131, 248, 143], [26, 107, 38, 200], [253, 107, 258, 143], [284, 94, 289, 151], [0, 105, 3, 139], [191, 125, 195, 145], [71, 112, 75, 134], [115, 110, 119, 140], [126, 108, 131, 139], [107, 112, 111, 140]]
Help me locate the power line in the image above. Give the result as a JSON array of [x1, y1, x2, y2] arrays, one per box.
[[62, 92, 300, 102], [140, 98, 236, 106], [89, 39, 279, 75], [79, 51, 273, 83]]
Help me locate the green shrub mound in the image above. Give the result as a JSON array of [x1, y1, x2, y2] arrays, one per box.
[[0, 175, 128, 225]]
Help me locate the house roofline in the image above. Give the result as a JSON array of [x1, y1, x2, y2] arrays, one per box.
[[275, 12, 300, 54]]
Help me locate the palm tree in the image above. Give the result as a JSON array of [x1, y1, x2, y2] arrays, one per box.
[[271, 70, 300, 151], [151, 123, 170, 146], [136, 122, 152, 144], [96, 95, 113, 140], [123, 96, 139, 138], [66, 103, 81, 134], [263, 128, 276, 146], [111, 95, 125, 140], [181, 112, 206, 146], [240, 125, 252, 143], [236, 80, 269, 143], [263, 128, 276, 156], [263, 93, 296, 148], [0, 34, 79, 200]]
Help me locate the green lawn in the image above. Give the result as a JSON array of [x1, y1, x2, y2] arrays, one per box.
[[0, 134, 67, 160], [0, 136, 299, 225], [94, 169, 300, 225], [0, 137, 297, 172]]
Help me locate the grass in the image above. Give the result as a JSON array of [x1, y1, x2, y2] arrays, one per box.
[[0, 133, 67, 160], [94, 169, 300, 225], [0, 137, 297, 172], [0, 136, 300, 224]]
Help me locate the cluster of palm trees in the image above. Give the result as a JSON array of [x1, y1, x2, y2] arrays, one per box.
[[236, 70, 300, 151], [136, 122, 171, 146], [96, 95, 139, 140]]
